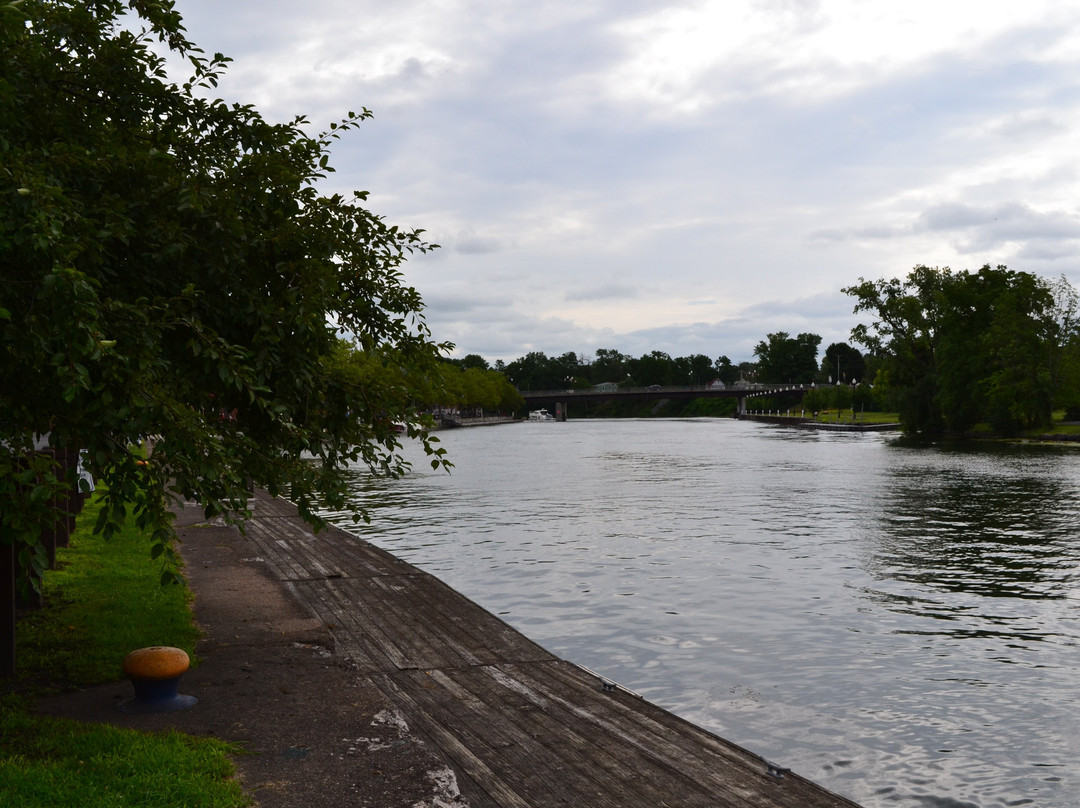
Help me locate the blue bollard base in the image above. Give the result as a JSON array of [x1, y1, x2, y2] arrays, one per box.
[[117, 675, 198, 713], [117, 693, 198, 713]]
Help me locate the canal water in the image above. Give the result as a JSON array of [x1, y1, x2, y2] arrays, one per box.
[[315, 418, 1080, 808]]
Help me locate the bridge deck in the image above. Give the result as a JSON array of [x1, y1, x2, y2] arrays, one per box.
[[245, 491, 862, 807]]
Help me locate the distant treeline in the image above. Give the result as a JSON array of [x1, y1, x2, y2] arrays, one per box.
[[445, 340, 882, 417], [449, 265, 1080, 435], [450, 339, 874, 394]]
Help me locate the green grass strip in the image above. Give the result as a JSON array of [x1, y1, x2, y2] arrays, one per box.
[[14, 495, 199, 689], [0, 707, 244, 808], [2, 494, 248, 807]]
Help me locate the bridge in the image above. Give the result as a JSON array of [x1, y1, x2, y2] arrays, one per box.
[[521, 383, 815, 419]]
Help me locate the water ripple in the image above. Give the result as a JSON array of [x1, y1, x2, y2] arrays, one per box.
[[314, 419, 1080, 808]]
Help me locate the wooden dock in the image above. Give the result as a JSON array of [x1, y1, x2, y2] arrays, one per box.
[[244, 490, 863, 808]]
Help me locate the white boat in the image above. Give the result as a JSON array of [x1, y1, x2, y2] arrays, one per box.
[[528, 409, 555, 421]]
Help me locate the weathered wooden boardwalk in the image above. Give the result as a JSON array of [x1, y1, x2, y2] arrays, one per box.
[[245, 490, 864, 807]]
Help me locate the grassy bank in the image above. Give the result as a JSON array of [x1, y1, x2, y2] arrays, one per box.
[[1, 496, 247, 807], [808, 410, 901, 425], [807, 409, 1080, 439]]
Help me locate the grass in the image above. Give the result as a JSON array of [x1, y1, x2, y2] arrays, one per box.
[[748, 409, 901, 425], [808, 410, 901, 425], [1, 494, 249, 808], [0, 714, 242, 808], [1034, 411, 1080, 436], [804, 409, 1080, 438]]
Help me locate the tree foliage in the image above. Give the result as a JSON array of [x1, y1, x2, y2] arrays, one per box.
[[845, 265, 1079, 436], [503, 351, 585, 391], [501, 348, 741, 391], [753, 332, 822, 384], [820, 342, 865, 385], [713, 355, 740, 386], [434, 361, 524, 413], [1, 0, 449, 586]]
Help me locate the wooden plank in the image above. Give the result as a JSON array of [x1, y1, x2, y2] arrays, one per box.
[[430, 666, 664, 807], [477, 664, 756, 807], [364, 572, 551, 667], [322, 575, 462, 670], [399, 571, 555, 666], [249, 510, 551, 665], [249, 490, 301, 517], [512, 659, 766, 768], [500, 661, 860, 808], [248, 512, 407, 578], [306, 526, 406, 576], [242, 521, 311, 580], [290, 579, 403, 673], [300, 570, 545, 671], [421, 666, 720, 807], [504, 660, 777, 802], [399, 668, 591, 806], [373, 671, 532, 808]]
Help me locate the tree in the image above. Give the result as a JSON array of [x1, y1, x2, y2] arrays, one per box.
[[737, 361, 759, 383], [1, 0, 450, 616], [713, 356, 740, 386], [432, 361, 523, 413], [844, 265, 1069, 435], [453, 354, 490, 371], [673, 354, 714, 386], [954, 270, 1054, 436], [589, 348, 630, 385], [845, 266, 948, 433], [820, 343, 865, 385], [552, 352, 585, 388], [627, 351, 676, 386], [504, 351, 550, 391], [753, 332, 821, 384], [1045, 275, 1080, 414]]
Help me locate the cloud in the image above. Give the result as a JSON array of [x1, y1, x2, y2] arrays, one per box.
[[162, 0, 1080, 365], [564, 283, 638, 302], [915, 202, 1080, 255], [450, 229, 503, 255]]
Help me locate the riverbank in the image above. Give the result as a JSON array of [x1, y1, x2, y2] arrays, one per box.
[[436, 414, 518, 429], [38, 489, 864, 807], [738, 414, 901, 431], [31, 494, 452, 807]]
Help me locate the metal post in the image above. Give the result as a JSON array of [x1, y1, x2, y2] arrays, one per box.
[[1, 540, 12, 677]]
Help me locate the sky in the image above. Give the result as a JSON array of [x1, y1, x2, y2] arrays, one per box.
[[162, 1, 1080, 364]]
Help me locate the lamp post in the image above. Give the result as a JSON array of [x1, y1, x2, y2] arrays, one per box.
[[836, 354, 841, 422]]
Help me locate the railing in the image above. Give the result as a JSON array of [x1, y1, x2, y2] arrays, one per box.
[[520, 383, 817, 397]]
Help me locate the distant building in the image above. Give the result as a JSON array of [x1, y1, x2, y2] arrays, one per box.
[[707, 379, 726, 389]]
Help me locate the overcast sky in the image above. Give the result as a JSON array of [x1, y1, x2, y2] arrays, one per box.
[[165, 1, 1080, 364]]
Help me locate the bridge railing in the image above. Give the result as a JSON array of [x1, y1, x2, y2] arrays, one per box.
[[519, 383, 817, 397]]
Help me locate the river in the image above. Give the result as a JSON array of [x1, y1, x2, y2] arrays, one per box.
[[315, 418, 1080, 808]]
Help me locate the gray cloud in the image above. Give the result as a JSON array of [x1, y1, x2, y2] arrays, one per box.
[[451, 229, 503, 255], [165, 1, 1080, 364], [916, 202, 1080, 256], [564, 283, 639, 302]]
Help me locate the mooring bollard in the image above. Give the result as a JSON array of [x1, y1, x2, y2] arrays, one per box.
[[117, 646, 197, 713]]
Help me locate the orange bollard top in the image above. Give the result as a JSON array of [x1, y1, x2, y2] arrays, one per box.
[[122, 646, 190, 680]]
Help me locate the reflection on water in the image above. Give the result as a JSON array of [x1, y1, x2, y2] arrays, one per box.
[[874, 451, 1079, 602], [315, 420, 1080, 808]]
